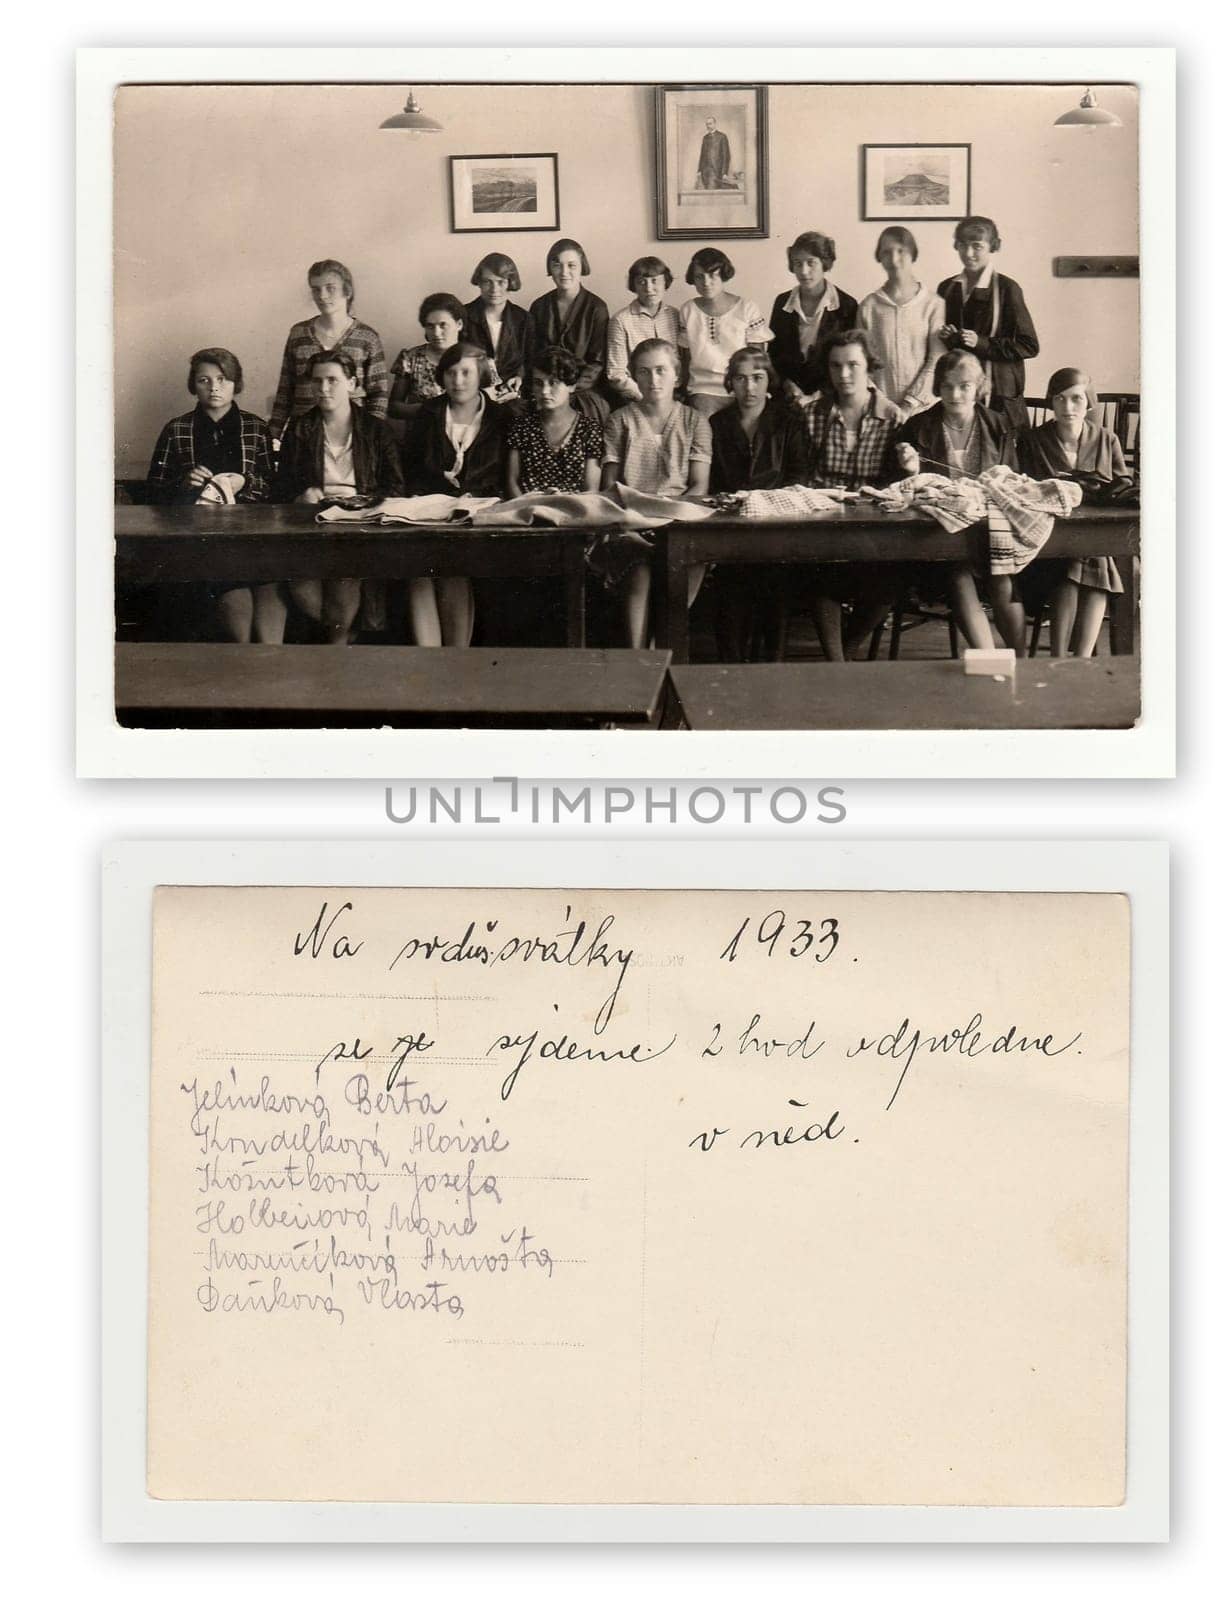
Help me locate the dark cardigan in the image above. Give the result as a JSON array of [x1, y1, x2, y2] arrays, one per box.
[[528, 287, 610, 391], [709, 400, 810, 493], [462, 298, 534, 387], [273, 403, 405, 502], [936, 270, 1038, 421], [403, 394, 509, 499], [897, 401, 1018, 474], [767, 285, 860, 395]]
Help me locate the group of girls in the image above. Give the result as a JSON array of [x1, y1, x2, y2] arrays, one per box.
[[146, 216, 1131, 658]]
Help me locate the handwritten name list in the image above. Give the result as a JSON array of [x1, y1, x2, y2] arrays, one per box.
[[148, 887, 1129, 1506]]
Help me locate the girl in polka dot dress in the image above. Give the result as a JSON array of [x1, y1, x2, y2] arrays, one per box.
[[506, 347, 604, 496]]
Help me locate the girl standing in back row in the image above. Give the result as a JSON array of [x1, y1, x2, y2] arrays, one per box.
[[937, 215, 1039, 431], [856, 227, 946, 418], [270, 259, 389, 438]]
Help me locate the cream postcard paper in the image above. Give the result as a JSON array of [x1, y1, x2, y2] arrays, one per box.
[[148, 887, 1128, 1505]]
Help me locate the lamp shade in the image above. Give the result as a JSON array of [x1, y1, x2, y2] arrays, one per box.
[[380, 91, 443, 131], [1054, 88, 1123, 127]]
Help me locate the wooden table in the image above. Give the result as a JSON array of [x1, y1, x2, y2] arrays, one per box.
[[668, 658, 1140, 730], [115, 503, 594, 647], [115, 644, 672, 728], [653, 504, 1140, 663]]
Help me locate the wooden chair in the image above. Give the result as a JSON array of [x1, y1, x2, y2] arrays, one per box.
[[1096, 392, 1140, 471]]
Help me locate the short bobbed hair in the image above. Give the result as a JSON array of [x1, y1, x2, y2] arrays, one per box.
[[627, 255, 673, 292], [874, 226, 919, 263], [722, 346, 776, 392], [628, 337, 682, 378], [188, 346, 243, 395], [436, 340, 494, 386], [546, 238, 591, 276], [308, 347, 358, 381], [954, 215, 1002, 251], [686, 246, 735, 284], [470, 253, 522, 293], [788, 231, 836, 272], [814, 329, 879, 391], [1046, 366, 1098, 407], [307, 259, 355, 307], [933, 348, 987, 391], [418, 292, 466, 328], [530, 346, 583, 387]]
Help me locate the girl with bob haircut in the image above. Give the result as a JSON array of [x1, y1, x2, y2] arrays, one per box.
[[388, 292, 466, 415], [937, 215, 1039, 431], [707, 347, 809, 660], [856, 226, 946, 418], [800, 328, 906, 661], [274, 347, 405, 645], [463, 252, 533, 401], [607, 256, 681, 405], [678, 246, 771, 418], [403, 340, 511, 647], [506, 346, 604, 496], [1017, 366, 1132, 657], [146, 345, 280, 641], [896, 348, 1023, 653], [528, 238, 611, 424], [270, 258, 389, 437], [769, 230, 859, 408], [600, 337, 712, 647]]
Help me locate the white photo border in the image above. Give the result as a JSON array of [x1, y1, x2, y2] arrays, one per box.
[[78, 47, 1175, 779], [101, 837, 1169, 1542]]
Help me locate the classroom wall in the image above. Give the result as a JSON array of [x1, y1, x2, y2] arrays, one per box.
[[114, 80, 1139, 474]]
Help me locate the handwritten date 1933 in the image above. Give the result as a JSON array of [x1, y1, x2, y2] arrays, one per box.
[[718, 910, 839, 964]]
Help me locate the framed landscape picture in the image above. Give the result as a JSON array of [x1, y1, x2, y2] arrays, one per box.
[[449, 152, 560, 232], [861, 142, 971, 221], [654, 84, 769, 239]]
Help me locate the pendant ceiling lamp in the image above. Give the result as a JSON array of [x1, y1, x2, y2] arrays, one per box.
[[1054, 88, 1123, 127], [381, 90, 443, 132]]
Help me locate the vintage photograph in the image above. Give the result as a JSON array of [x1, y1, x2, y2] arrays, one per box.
[[108, 77, 1144, 737], [449, 152, 560, 233]]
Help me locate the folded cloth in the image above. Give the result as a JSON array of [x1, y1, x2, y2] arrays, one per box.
[[736, 485, 856, 518], [861, 468, 1083, 574], [471, 485, 718, 529], [316, 494, 501, 524]]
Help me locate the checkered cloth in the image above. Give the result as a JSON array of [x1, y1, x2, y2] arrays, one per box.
[[862, 467, 1083, 574], [146, 409, 275, 502]]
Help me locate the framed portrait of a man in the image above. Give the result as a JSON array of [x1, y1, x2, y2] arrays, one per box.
[[654, 83, 769, 239]]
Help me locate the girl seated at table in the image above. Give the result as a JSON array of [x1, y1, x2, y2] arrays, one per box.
[[856, 227, 946, 418], [607, 257, 680, 406], [403, 341, 510, 646], [388, 293, 466, 416], [463, 252, 533, 403], [769, 231, 859, 410], [274, 349, 405, 645], [708, 347, 809, 660], [146, 346, 281, 642], [678, 247, 771, 419], [270, 258, 389, 438], [937, 215, 1039, 432], [896, 348, 1023, 652], [599, 338, 711, 648], [1017, 366, 1131, 657], [506, 347, 604, 496], [802, 329, 906, 661], [528, 239, 611, 424]]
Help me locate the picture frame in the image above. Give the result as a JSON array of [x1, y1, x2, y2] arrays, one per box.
[[654, 84, 769, 240], [860, 142, 972, 221], [448, 152, 560, 233]]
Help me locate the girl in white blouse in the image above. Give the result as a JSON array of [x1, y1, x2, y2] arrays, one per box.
[[677, 247, 771, 419]]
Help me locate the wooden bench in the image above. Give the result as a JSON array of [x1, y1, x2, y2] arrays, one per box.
[[667, 657, 1140, 730], [115, 643, 672, 728]]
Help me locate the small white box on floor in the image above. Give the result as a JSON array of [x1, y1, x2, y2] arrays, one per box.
[[962, 647, 1016, 678]]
